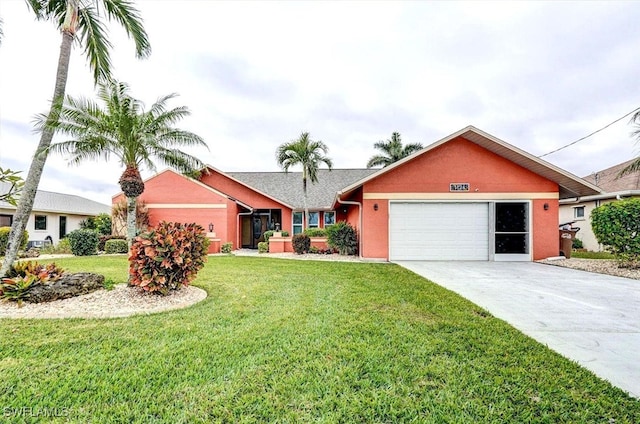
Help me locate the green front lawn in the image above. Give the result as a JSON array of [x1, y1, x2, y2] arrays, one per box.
[[1, 256, 638, 423]]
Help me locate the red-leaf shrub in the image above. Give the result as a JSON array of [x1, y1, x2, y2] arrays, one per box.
[[129, 221, 209, 294], [292, 234, 310, 254]]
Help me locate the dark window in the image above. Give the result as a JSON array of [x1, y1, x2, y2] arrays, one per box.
[[59, 216, 67, 238], [0, 214, 12, 227], [35, 215, 47, 231], [495, 203, 528, 254]]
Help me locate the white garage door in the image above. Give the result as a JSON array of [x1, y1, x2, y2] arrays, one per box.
[[389, 202, 489, 261]]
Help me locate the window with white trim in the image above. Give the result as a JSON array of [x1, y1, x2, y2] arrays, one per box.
[[35, 215, 47, 231], [574, 206, 585, 219], [324, 211, 336, 227], [293, 212, 303, 235], [308, 212, 319, 228]]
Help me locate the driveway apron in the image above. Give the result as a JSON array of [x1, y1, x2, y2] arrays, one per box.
[[395, 261, 640, 398]]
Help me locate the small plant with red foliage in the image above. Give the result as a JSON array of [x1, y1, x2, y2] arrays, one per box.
[[129, 221, 209, 295]]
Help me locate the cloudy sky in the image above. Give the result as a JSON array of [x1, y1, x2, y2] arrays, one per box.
[[1, 0, 639, 205]]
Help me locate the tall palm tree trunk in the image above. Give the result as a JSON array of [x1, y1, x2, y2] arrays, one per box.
[[302, 175, 308, 233], [126, 196, 137, 248], [0, 29, 74, 277]]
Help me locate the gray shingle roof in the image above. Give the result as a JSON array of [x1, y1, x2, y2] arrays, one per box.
[[0, 182, 111, 216], [582, 159, 640, 192], [228, 169, 377, 210]]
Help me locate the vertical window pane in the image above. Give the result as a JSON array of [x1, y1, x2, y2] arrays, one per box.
[[308, 212, 319, 228], [324, 212, 335, 226], [35, 215, 47, 230], [293, 212, 303, 235]]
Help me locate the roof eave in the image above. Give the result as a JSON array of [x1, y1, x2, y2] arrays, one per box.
[[559, 190, 640, 204]]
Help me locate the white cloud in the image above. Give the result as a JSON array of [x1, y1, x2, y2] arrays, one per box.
[[1, 0, 639, 205]]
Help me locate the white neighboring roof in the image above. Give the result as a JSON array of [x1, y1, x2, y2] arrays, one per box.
[[0, 182, 110, 216]]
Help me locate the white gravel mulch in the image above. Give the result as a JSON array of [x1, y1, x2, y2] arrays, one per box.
[[537, 257, 640, 280], [0, 284, 207, 320]]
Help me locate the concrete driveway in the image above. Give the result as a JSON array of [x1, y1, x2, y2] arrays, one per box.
[[395, 261, 640, 398]]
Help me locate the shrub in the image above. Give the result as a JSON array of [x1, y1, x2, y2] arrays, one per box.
[[0, 227, 28, 256], [304, 228, 327, 237], [1, 262, 64, 305], [326, 221, 358, 255], [591, 198, 640, 266], [105, 239, 129, 254], [292, 234, 311, 254], [0, 274, 39, 306], [221, 242, 233, 254], [258, 241, 269, 253], [79, 217, 96, 230], [309, 246, 319, 254], [67, 229, 99, 256], [98, 235, 126, 251], [572, 238, 584, 250], [41, 238, 72, 255], [6, 261, 64, 281], [263, 230, 290, 243], [95, 213, 112, 236], [129, 221, 209, 294]]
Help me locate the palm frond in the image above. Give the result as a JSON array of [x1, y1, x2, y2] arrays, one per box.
[[102, 0, 151, 59], [366, 155, 390, 168], [77, 5, 113, 83], [367, 132, 422, 167]]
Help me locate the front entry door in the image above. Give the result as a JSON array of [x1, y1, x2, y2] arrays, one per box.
[[493, 202, 530, 261]]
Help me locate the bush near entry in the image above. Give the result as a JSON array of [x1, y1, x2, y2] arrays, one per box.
[[326, 221, 358, 255], [591, 198, 640, 266], [292, 234, 310, 254]]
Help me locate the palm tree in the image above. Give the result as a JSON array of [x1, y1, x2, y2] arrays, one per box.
[[366, 132, 424, 168], [619, 110, 640, 177], [38, 80, 208, 245], [276, 132, 333, 231], [1, 0, 150, 276]]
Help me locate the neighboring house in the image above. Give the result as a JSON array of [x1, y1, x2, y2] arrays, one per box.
[[113, 126, 601, 261], [0, 182, 111, 247], [559, 159, 640, 251]]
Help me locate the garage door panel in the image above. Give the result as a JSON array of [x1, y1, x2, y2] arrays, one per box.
[[389, 202, 489, 261]]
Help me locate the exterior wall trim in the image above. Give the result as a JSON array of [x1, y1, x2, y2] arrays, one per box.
[[365, 192, 559, 200], [145, 203, 228, 209]]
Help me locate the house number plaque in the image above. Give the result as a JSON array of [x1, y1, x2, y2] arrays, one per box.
[[449, 183, 470, 192]]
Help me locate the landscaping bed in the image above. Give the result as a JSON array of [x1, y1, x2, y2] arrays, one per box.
[[539, 257, 640, 280]]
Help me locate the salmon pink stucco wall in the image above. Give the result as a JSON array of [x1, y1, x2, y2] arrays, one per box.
[[531, 198, 559, 260], [199, 170, 293, 234], [360, 137, 559, 260], [112, 170, 236, 245]]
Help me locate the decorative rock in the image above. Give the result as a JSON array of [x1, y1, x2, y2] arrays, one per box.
[[28, 273, 105, 303]]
